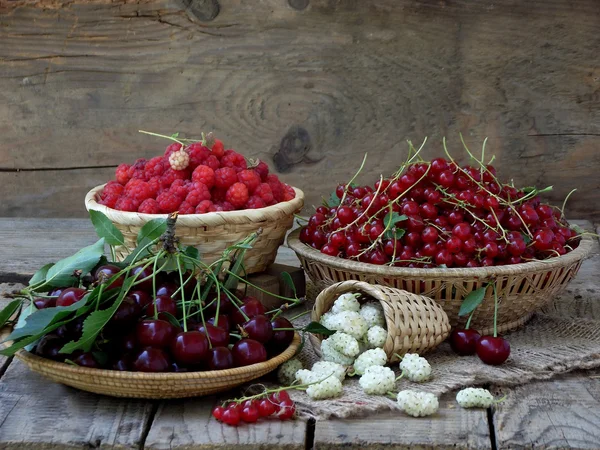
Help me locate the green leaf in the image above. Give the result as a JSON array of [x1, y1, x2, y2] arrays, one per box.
[[521, 233, 532, 245], [0, 318, 70, 356], [304, 321, 335, 336], [170, 132, 180, 139], [89, 210, 125, 246], [44, 239, 105, 288], [383, 228, 406, 240], [158, 311, 181, 328], [29, 263, 54, 287], [280, 271, 297, 298], [137, 219, 167, 246], [458, 287, 487, 317], [383, 212, 408, 229], [183, 246, 200, 261], [15, 301, 35, 331], [570, 224, 585, 236], [92, 351, 109, 367], [522, 186, 537, 194], [327, 191, 341, 208], [0, 300, 22, 329]]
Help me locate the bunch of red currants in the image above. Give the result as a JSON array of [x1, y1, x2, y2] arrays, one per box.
[[212, 390, 296, 426], [300, 157, 579, 268]]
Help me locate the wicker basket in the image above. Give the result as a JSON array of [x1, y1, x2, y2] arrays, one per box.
[[14, 333, 300, 399], [85, 184, 304, 274], [289, 229, 595, 334], [310, 281, 450, 363]]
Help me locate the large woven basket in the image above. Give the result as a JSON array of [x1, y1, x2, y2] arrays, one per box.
[[289, 229, 595, 334], [85, 184, 304, 274], [14, 333, 300, 399], [310, 281, 450, 363]]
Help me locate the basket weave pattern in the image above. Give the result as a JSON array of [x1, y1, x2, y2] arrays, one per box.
[[289, 229, 594, 334], [15, 333, 301, 399], [85, 184, 304, 274], [310, 281, 451, 363]]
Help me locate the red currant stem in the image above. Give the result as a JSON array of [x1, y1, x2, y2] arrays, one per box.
[[138, 129, 184, 146], [337, 152, 369, 207], [289, 309, 311, 321], [294, 214, 309, 223], [224, 270, 300, 303], [560, 188, 577, 219], [492, 282, 499, 338], [479, 137, 488, 178], [465, 309, 475, 330]]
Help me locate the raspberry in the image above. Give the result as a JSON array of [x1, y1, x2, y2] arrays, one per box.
[[102, 181, 124, 198], [115, 164, 131, 185], [204, 155, 220, 171], [211, 187, 228, 203], [99, 194, 119, 208], [221, 150, 246, 171], [124, 179, 154, 202], [267, 174, 284, 202], [225, 182, 249, 208], [211, 139, 225, 158], [282, 184, 296, 201], [254, 161, 269, 181], [164, 143, 182, 159], [215, 201, 235, 212], [254, 183, 274, 205], [128, 158, 148, 181], [192, 165, 215, 189], [245, 196, 266, 209], [145, 156, 168, 178], [169, 149, 190, 171], [147, 177, 161, 197], [188, 143, 210, 169], [114, 196, 140, 212], [214, 167, 238, 189], [156, 191, 183, 213], [237, 169, 261, 193], [185, 186, 211, 207], [170, 179, 190, 199], [195, 200, 215, 213], [178, 201, 195, 214], [138, 198, 161, 214], [160, 168, 189, 189]]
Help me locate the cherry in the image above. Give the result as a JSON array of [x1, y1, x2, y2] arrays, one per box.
[[450, 328, 481, 355], [112, 356, 133, 371], [34, 334, 65, 360], [277, 399, 296, 420], [73, 352, 101, 368], [212, 405, 225, 421], [121, 332, 138, 352], [129, 290, 152, 309], [56, 287, 87, 307], [156, 282, 178, 298], [221, 407, 241, 426], [131, 265, 154, 291], [232, 339, 267, 367], [207, 346, 234, 370], [258, 398, 277, 417], [34, 297, 56, 309], [476, 336, 511, 365], [133, 348, 171, 372], [208, 315, 231, 334], [195, 323, 229, 348], [270, 317, 297, 349], [171, 331, 209, 366], [110, 297, 142, 326], [241, 406, 260, 423], [49, 287, 66, 298], [145, 295, 177, 318], [136, 319, 176, 348], [93, 264, 124, 290], [242, 315, 273, 343], [231, 299, 267, 326], [205, 292, 236, 315]]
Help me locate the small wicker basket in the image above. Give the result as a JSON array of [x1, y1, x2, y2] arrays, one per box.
[[85, 184, 304, 274], [289, 229, 595, 334], [310, 281, 451, 363], [15, 333, 301, 399]]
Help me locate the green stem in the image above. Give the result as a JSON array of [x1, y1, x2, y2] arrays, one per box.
[[465, 309, 475, 330], [492, 282, 499, 338], [176, 255, 187, 332], [109, 246, 117, 263], [139, 130, 184, 145], [561, 188, 577, 219], [289, 310, 311, 321], [225, 271, 299, 302]]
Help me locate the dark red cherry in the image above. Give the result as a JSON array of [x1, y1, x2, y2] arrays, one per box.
[[194, 323, 229, 348], [476, 335, 511, 365], [156, 282, 178, 298], [145, 295, 177, 319], [121, 332, 138, 353], [131, 265, 154, 291], [110, 297, 142, 325], [34, 334, 65, 360], [170, 331, 209, 366], [207, 346, 234, 370], [242, 315, 273, 344], [56, 287, 87, 307], [231, 299, 267, 326], [73, 352, 101, 368], [48, 287, 66, 298], [450, 328, 481, 356], [129, 290, 152, 309], [34, 297, 56, 310], [93, 264, 124, 290], [204, 292, 235, 315], [112, 356, 133, 371], [232, 339, 267, 367], [270, 317, 295, 351], [208, 315, 231, 334], [136, 319, 176, 348], [133, 348, 171, 372]]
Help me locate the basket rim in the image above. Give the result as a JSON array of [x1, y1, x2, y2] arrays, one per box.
[[287, 228, 595, 278], [85, 184, 305, 226], [15, 332, 300, 381]]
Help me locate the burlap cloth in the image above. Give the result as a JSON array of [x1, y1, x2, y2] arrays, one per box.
[[279, 252, 600, 420]]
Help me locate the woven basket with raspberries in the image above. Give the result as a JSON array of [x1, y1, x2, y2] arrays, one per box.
[[98, 132, 296, 214], [86, 131, 304, 272]]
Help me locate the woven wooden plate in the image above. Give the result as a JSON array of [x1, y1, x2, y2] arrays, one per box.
[[288, 229, 595, 334], [15, 333, 300, 399], [85, 184, 305, 274]]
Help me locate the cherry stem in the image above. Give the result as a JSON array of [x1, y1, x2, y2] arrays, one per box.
[[289, 310, 311, 321], [492, 282, 499, 338], [175, 255, 188, 332], [465, 310, 475, 330]]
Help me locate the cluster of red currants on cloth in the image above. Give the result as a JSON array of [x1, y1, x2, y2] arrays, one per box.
[[212, 390, 296, 426]]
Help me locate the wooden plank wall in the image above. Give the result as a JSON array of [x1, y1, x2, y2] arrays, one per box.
[[1, 0, 599, 219]]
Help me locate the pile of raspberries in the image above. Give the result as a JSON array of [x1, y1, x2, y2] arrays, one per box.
[[98, 139, 296, 214]]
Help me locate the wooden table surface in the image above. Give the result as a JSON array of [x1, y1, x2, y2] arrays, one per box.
[[1, 218, 599, 449]]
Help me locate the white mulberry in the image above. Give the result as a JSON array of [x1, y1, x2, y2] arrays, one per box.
[[366, 325, 387, 348], [330, 331, 361, 357], [306, 375, 343, 400], [456, 388, 495, 408], [335, 311, 368, 340], [353, 348, 387, 375], [295, 368, 319, 385], [321, 337, 355, 366], [399, 353, 432, 382], [319, 312, 339, 331], [360, 303, 386, 328], [277, 358, 303, 385], [359, 365, 396, 395], [331, 292, 361, 314], [311, 361, 347, 382], [397, 390, 439, 417]]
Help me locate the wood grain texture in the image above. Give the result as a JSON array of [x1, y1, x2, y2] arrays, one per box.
[[144, 396, 308, 449], [313, 392, 491, 450], [492, 370, 600, 449], [0, 0, 599, 218]]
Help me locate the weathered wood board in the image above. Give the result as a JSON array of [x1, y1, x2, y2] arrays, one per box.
[[1, 0, 599, 218]]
